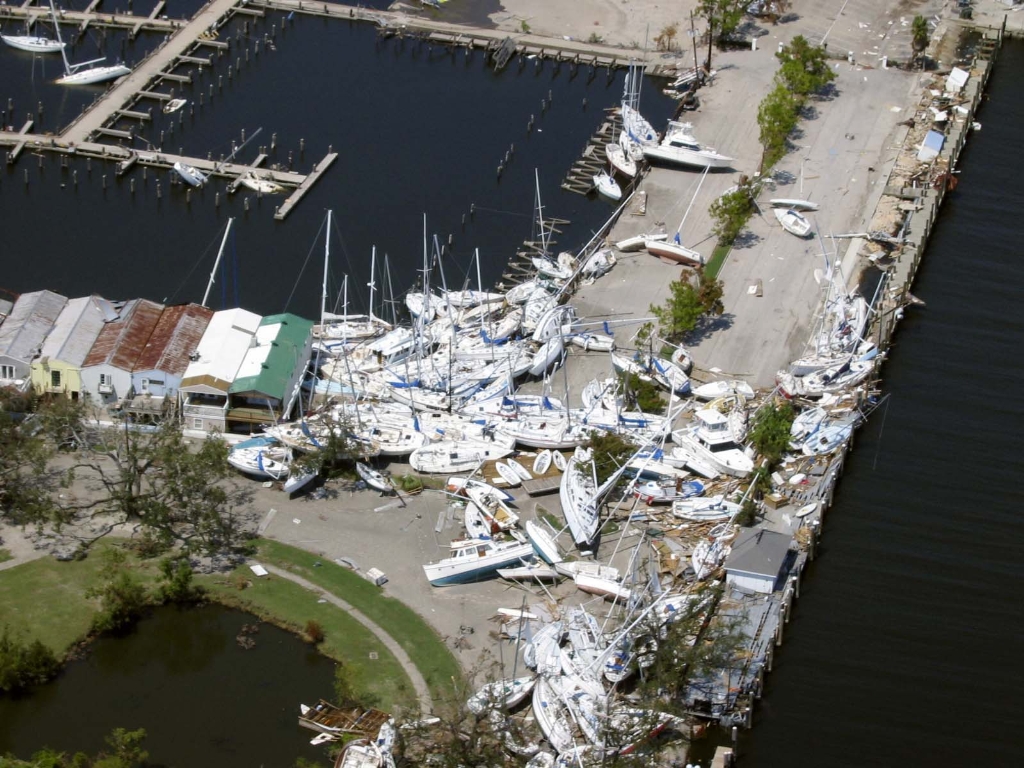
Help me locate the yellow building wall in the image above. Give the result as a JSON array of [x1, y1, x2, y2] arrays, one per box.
[[30, 359, 84, 399]]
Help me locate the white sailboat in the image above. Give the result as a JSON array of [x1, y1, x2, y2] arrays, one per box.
[[560, 447, 600, 549], [645, 165, 710, 267], [163, 98, 187, 114], [593, 169, 622, 201], [173, 161, 208, 187], [773, 207, 813, 237], [48, 0, 129, 85], [642, 121, 734, 170], [605, 142, 637, 177], [1, 24, 65, 53], [239, 171, 284, 194], [770, 198, 819, 212]]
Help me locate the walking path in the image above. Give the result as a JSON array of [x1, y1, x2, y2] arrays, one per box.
[[258, 563, 433, 715]]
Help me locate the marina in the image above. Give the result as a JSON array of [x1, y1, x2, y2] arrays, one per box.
[[0, 0, 1021, 765]]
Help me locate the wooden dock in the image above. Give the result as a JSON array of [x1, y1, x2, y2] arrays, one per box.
[[274, 152, 337, 220], [0, 3, 184, 35], [4, 120, 35, 165]]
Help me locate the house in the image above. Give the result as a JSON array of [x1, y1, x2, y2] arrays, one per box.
[[81, 299, 165, 406], [723, 529, 794, 594], [126, 303, 213, 420], [0, 290, 68, 391], [30, 295, 119, 400], [226, 313, 314, 433], [179, 308, 262, 434]]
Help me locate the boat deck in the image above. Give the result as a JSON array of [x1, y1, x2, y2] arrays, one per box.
[[298, 700, 391, 737]]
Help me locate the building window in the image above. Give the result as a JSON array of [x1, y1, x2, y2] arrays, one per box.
[[99, 373, 110, 386], [192, 418, 202, 430], [141, 378, 150, 394], [0, 364, 14, 380], [50, 370, 62, 388]]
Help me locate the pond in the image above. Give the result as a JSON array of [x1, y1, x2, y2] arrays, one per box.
[[0, 603, 337, 767]]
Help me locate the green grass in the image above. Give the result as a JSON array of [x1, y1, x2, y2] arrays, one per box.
[[0, 540, 162, 654], [704, 243, 732, 280], [199, 569, 415, 711], [250, 540, 462, 703], [0, 548, 12, 564]]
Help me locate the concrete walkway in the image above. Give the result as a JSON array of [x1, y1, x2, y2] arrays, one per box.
[[258, 563, 433, 715]]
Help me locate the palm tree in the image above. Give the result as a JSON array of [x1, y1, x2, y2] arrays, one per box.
[[911, 15, 930, 55]]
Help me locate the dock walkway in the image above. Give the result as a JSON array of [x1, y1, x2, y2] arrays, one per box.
[[60, 0, 244, 146], [0, 3, 182, 35]]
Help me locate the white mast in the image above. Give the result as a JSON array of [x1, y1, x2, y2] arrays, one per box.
[[320, 210, 332, 326], [201, 218, 234, 308]]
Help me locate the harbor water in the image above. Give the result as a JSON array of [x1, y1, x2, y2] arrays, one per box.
[[0, 603, 338, 766], [0, 15, 675, 319], [741, 38, 1024, 766]]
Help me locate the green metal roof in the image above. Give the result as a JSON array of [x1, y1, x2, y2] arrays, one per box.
[[228, 313, 312, 400]]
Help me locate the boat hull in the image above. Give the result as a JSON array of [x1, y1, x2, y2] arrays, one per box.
[[423, 542, 534, 586], [2, 34, 64, 53], [58, 63, 130, 85], [645, 239, 703, 267]]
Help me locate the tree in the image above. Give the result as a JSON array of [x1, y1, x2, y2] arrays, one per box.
[[775, 35, 835, 96], [650, 269, 724, 343], [748, 400, 795, 463], [156, 556, 205, 603], [709, 188, 754, 245], [911, 15, 930, 55], [0, 391, 57, 527], [585, 431, 635, 486], [87, 547, 150, 633], [639, 582, 748, 711], [697, 0, 747, 69], [654, 23, 679, 52], [757, 82, 800, 171], [96, 729, 148, 768], [0, 627, 60, 692]]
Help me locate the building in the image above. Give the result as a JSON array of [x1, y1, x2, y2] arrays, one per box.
[[30, 295, 119, 400], [226, 313, 314, 433], [179, 308, 262, 434], [81, 299, 165, 407], [126, 303, 213, 420], [0, 290, 68, 391], [723, 529, 794, 594]]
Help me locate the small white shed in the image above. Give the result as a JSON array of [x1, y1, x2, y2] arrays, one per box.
[[724, 529, 793, 594]]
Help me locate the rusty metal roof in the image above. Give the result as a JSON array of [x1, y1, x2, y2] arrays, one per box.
[[133, 303, 213, 377], [82, 299, 165, 371]]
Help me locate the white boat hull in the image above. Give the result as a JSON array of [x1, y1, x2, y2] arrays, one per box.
[[2, 34, 64, 53], [58, 63, 130, 85], [646, 238, 703, 267], [642, 143, 734, 169]]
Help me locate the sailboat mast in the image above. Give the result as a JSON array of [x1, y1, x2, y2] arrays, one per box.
[[201, 217, 234, 308], [47, 0, 72, 74], [368, 246, 378, 322], [321, 210, 332, 326], [676, 165, 709, 237]]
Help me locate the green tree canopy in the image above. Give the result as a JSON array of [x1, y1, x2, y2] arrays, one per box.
[[775, 35, 836, 96], [697, 0, 748, 68], [709, 188, 755, 245], [911, 15, 930, 54], [757, 82, 800, 171], [748, 399, 796, 463], [650, 268, 725, 342]]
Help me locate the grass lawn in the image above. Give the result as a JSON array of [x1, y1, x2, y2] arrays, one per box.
[[704, 243, 732, 280], [199, 569, 415, 711], [0, 548, 12, 564], [251, 540, 463, 703], [0, 540, 162, 654]]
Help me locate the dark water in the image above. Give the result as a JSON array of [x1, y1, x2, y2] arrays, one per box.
[[1, 16, 675, 319], [740, 40, 1024, 766], [0, 604, 337, 766]]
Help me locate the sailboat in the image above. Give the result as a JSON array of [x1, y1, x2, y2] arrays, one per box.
[[593, 168, 622, 201], [774, 207, 813, 238], [645, 166, 708, 267], [48, 0, 130, 85], [173, 162, 208, 187], [606, 141, 637, 178], [2, 20, 65, 53]]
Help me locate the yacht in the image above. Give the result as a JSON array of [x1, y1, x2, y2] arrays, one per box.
[[642, 121, 734, 170]]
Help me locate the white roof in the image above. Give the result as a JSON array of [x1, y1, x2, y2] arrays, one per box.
[[180, 308, 261, 390], [232, 319, 281, 380], [695, 408, 729, 427]]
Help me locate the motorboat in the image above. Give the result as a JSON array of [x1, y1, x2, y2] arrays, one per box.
[[593, 171, 622, 201], [445, 475, 515, 503], [239, 171, 284, 194], [773, 207, 813, 237], [642, 121, 734, 170], [464, 485, 519, 531], [671, 494, 741, 522], [1, 31, 64, 53], [422, 537, 535, 586], [644, 236, 703, 267], [800, 413, 860, 455], [778, 359, 873, 398], [605, 142, 637, 177], [173, 161, 208, 188], [163, 98, 187, 114], [634, 478, 704, 505], [671, 409, 753, 478], [560, 447, 600, 549], [770, 198, 818, 211]]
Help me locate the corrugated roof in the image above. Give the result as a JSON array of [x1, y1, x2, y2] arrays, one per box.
[[229, 313, 313, 400], [133, 303, 213, 377], [180, 308, 262, 392], [39, 296, 116, 368], [82, 299, 165, 371], [0, 290, 68, 364], [724, 529, 792, 579]]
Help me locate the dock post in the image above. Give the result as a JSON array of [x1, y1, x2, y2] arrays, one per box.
[[86, 157, 91, 174], [156, 181, 161, 199], [102, 174, 107, 189], [130, 178, 135, 195], [24, 169, 29, 186], [186, 189, 191, 205], [215, 192, 220, 207], [299, 138, 304, 156], [142, 166, 147, 182], [243, 197, 249, 212], [271, 132, 277, 151], [73, 170, 78, 188]]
